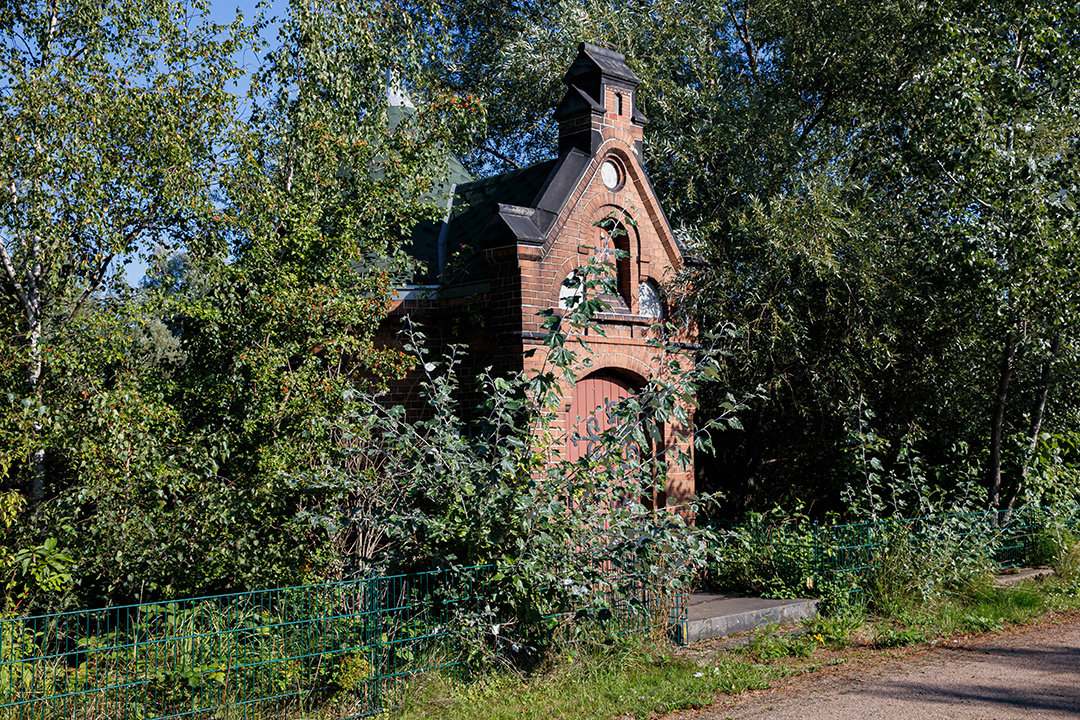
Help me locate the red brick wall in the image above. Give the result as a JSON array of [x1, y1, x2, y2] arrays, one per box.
[[380, 56, 697, 515], [516, 81, 697, 516]]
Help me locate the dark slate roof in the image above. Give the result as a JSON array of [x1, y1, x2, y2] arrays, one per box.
[[445, 160, 557, 252], [555, 43, 647, 128], [406, 153, 474, 283], [565, 43, 642, 87], [409, 148, 593, 288], [400, 45, 671, 290]]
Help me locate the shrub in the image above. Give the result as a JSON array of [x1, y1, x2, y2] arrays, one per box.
[[1030, 527, 1076, 568], [289, 249, 749, 658]]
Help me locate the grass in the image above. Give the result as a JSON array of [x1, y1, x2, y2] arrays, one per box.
[[6, 544, 1079, 720], [395, 549, 1080, 720], [394, 640, 780, 720], [874, 559, 1080, 646]]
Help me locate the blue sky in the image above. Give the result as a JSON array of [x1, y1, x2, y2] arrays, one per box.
[[126, 0, 285, 285]]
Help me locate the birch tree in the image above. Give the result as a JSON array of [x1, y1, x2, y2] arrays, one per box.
[[0, 0, 251, 500]]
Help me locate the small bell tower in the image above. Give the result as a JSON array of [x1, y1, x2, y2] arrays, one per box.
[[554, 43, 648, 161]]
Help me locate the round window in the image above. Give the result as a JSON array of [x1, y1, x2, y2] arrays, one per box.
[[601, 160, 621, 190]]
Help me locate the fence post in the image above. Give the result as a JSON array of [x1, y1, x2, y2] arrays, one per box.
[[811, 521, 822, 593]]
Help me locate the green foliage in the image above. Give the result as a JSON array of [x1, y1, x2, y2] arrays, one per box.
[[428, 0, 1080, 517], [289, 250, 741, 655], [0, 569, 471, 719], [1, 0, 483, 610], [743, 625, 813, 661], [1, 616, 48, 707], [1055, 536, 1080, 579], [889, 577, 1072, 640], [397, 641, 776, 720], [858, 517, 1000, 616], [707, 507, 834, 600], [0, 0, 258, 607], [803, 613, 864, 650], [708, 507, 1080, 619], [1029, 527, 1076, 568], [872, 624, 927, 649], [6, 0, 1077, 627], [0, 0, 256, 491], [0, 490, 72, 609]]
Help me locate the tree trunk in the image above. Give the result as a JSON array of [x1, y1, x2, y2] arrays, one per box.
[[988, 327, 1017, 511], [1003, 333, 1061, 511], [28, 261, 44, 503], [2, 224, 46, 501], [29, 316, 44, 503]]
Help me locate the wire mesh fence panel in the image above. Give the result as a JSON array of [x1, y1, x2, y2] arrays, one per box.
[[0, 566, 495, 720], [1, 564, 685, 720], [709, 505, 1080, 601]]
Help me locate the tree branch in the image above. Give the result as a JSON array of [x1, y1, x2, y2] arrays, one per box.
[[936, 160, 997, 213], [66, 220, 150, 322], [479, 143, 521, 170], [43, 0, 60, 65], [797, 93, 832, 146], [987, 325, 1017, 511], [1004, 332, 1061, 511], [66, 252, 115, 322], [0, 236, 33, 320], [1, 179, 35, 321], [725, 1, 759, 82]]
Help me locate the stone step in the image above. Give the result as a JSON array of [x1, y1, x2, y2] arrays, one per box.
[[993, 566, 1054, 587], [675, 593, 819, 644]]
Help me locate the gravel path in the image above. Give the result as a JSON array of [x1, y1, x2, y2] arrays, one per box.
[[670, 617, 1080, 719]]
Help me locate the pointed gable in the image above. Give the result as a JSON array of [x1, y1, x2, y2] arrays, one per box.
[[388, 43, 698, 513], [429, 43, 684, 314]]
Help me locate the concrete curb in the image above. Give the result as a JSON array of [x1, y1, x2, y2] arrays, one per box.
[[675, 594, 819, 644], [993, 567, 1054, 587]]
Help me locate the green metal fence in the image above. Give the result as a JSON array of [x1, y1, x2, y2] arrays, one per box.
[[1, 565, 684, 720], [710, 505, 1080, 598]]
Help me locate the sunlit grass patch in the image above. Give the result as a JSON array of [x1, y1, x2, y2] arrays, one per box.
[[396, 641, 779, 720]]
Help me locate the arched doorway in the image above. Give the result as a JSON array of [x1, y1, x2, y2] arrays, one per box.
[[566, 371, 636, 463], [565, 371, 667, 510]]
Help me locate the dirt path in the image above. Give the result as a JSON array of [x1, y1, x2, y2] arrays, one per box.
[[669, 616, 1080, 719]]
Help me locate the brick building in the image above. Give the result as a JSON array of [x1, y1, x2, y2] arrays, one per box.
[[389, 43, 696, 509]]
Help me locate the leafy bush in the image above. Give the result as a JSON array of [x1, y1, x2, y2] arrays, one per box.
[[293, 250, 744, 655], [0, 491, 73, 610], [803, 613, 864, 649], [872, 623, 927, 649], [707, 512, 815, 597], [1029, 527, 1076, 568], [709, 505, 1080, 619]]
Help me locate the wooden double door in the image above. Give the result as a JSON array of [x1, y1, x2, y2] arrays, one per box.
[[565, 372, 666, 510]]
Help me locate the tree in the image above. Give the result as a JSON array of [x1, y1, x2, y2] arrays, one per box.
[[426, 0, 1080, 515], [0, 0, 253, 501], [425, 0, 939, 510], [854, 0, 1080, 510], [2, 0, 483, 608]]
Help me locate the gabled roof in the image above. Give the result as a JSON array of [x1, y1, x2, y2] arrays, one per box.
[[405, 153, 474, 283], [404, 43, 687, 290], [408, 149, 595, 287]]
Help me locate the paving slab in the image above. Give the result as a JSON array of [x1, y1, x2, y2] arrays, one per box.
[[994, 567, 1054, 587], [676, 593, 819, 644]]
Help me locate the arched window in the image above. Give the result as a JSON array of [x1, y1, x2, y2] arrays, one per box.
[[596, 218, 631, 308], [558, 269, 584, 311]]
